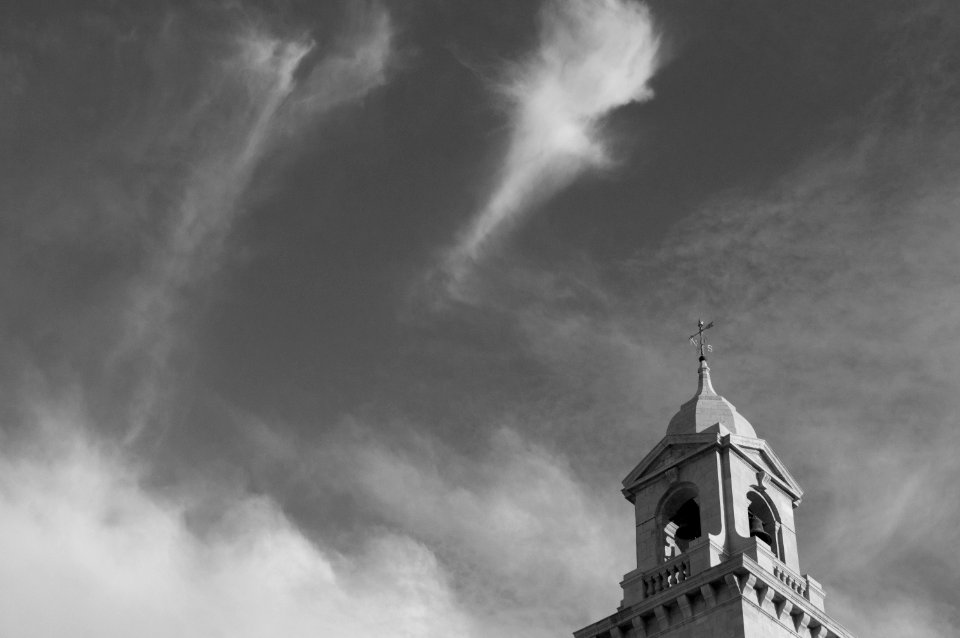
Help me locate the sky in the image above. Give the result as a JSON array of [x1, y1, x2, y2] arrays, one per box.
[[1, 1, 959, 636]]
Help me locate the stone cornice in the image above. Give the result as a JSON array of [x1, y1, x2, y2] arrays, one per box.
[[724, 437, 803, 505], [622, 433, 720, 498], [620, 433, 803, 504]]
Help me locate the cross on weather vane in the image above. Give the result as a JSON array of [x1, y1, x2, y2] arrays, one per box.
[[688, 318, 714, 359]]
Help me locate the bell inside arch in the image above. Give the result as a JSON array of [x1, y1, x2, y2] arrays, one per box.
[[672, 499, 701, 542], [749, 512, 773, 546]]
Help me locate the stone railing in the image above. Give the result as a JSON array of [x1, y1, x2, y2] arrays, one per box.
[[641, 554, 691, 597], [772, 561, 808, 598], [621, 538, 726, 607], [746, 537, 827, 610], [749, 537, 809, 599], [580, 553, 853, 638]]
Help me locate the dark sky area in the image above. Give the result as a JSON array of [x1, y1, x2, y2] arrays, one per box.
[[1, 1, 959, 636]]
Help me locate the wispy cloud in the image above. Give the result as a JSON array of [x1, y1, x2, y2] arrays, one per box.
[[0, 402, 630, 638], [242, 419, 632, 637], [0, 7, 409, 635], [111, 6, 394, 441], [0, 416, 470, 638], [443, 0, 659, 296]]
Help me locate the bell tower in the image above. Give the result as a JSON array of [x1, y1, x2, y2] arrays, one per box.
[[574, 328, 856, 638]]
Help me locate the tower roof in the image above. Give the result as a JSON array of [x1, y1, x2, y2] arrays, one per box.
[[665, 357, 757, 437]]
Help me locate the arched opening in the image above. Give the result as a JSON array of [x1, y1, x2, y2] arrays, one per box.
[[747, 492, 781, 559], [659, 484, 701, 561]]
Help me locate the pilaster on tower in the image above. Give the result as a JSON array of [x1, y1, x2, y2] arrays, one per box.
[[573, 342, 855, 638]]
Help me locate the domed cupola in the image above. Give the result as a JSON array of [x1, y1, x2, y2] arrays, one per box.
[[665, 356, 757, 437]]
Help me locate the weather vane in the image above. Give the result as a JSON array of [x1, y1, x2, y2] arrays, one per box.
[[688, 318, 714, 359]]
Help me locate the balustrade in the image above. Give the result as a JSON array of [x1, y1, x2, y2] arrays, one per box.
[[641, 555, 691, 598], [772, 562, 808, 597]]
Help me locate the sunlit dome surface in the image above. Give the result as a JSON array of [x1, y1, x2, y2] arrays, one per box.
[[666, 358, 757, 438]]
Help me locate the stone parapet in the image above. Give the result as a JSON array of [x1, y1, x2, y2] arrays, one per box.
[[576, 552, 855, 638], [746, 536, 825, 610], [620, 537, 727, 607]]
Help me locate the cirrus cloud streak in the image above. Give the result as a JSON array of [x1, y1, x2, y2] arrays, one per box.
[[444, 0, 660, 296]]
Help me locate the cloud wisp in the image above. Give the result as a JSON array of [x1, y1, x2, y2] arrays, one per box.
[[113, 7, 394, 442], [0, 416, 470, 638], [443, 0, 659, 296], [0, 7, 411, 635], [237, 418, 632, 637]]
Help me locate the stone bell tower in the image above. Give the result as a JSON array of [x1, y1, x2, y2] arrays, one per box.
[[574, 325, 856, 638]]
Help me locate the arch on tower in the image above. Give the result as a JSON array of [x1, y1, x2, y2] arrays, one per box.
[[656, 482, 701, 562], [746, 490, 783, 561]]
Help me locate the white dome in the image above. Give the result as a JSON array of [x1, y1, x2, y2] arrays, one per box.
[[665, 358, 757, 437]]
